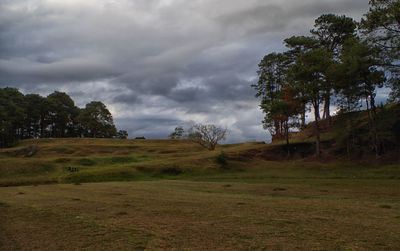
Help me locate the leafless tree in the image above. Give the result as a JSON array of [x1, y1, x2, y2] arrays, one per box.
[[187, 124, 227, 150]]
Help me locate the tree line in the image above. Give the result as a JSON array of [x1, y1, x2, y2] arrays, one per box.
[[252, 0, 400, 159], [0, 88, 128, 148]]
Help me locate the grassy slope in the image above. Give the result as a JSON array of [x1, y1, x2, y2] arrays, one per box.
[[0, 138, 218, 186], [1, 137, 399, 186], [0, 139, 400, 249]]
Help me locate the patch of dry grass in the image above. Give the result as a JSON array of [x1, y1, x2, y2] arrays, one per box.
[[0, 180, 399, 250]]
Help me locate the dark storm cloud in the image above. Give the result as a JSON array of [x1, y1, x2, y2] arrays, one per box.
[[0, 0, 370, 142], [0, 56, 120, 84], [113, 93, 140, 105]]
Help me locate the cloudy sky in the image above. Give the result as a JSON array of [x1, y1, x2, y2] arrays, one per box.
[[0, 0, 370, 143]]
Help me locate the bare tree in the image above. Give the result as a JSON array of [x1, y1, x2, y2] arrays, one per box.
[[187, 124, 227, 151]]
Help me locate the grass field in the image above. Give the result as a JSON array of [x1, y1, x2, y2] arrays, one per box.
[[0, 138, 399, 250], [1, 179, 399, 250]]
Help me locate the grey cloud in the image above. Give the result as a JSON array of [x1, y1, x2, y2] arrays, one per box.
[[115, 116, 193, 139], [214, 0, 368, 38], [113, 93, 140, 105], [0, 56, 120, 84], [0, 0, 371, 143]]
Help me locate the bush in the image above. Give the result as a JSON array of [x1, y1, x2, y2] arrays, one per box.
[[216, 151, 228, 168], [160, 166, 184, 176]]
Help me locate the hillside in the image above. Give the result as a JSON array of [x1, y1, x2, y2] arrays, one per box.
[[270, 101, 400, 161], [0, 138, 261, 186], [1, 137, 400, 250], [0, 137, 399, 187], [0, 102, 399, 186], [1, 111, 400, 250]]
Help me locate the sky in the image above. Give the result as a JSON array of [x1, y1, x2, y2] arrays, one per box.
[[0, 0, 372, 143]]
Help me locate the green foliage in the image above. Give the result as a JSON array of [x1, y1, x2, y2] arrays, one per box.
[[375, 103, 400, 150], [253, 8, 397, 158], [289, 48, 333, 158], [159, 166, 184, 176], [169, 127, 184, 139], [216, 151, 228, 168], [311, 14, 357, 56], [284, 36, 320, 57], [77, 101, 117, 138], [0, 88, 126, 148], [253, 52, 301, 143], [334, 102, 400, 156], [332, 38, 385, 112], [0, 88, 25, 147], [47, 91, 78, 138], [361, 0, 400, 101], [116, 130, 129, 139]]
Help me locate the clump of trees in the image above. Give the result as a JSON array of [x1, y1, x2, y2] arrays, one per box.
[[0, 88, 125, 148], [169, 126, 185, 139], [253, 1, 400, 158], [116, 130, 129, 139]]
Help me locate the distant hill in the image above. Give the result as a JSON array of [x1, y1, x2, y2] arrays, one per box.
[[0, 102, 399, 187]]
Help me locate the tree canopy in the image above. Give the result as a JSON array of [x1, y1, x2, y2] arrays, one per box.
[[361, 0, 400, 101], [254, 4, 396, 158], [0, 88, 121, 147]]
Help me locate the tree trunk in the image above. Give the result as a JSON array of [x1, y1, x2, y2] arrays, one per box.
[[314, 104, 321, 160], [322, 94, 331, 121], [300, 109, 306, 129], [285, 120, 290, 157], [369, 94, 382, 156]]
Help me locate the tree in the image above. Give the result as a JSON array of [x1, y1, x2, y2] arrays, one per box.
[[0, 88, 123, 147], [253, 52, 302, 153], [284, 36, 320, 127], [23, 94, 46, 138], [337, 38, 386, 155], [0, 88, 25, 147], [311, 14, 358, 119], [77, 101, 117, 138], [253, 52, 289, 139], [289, 48, 333, 159], [261, 87, 302, 155], [284, 36, 321, 58], [116, 130, 128, 139], [169, 126, 184, 139], [187, 124, 227, 151], [361, 0, 400, 101], [47, 91, 78, 138]]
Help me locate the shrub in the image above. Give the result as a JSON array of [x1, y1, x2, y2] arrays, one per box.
[[160, 166, 184, 176], [216, 151, 228, 168]]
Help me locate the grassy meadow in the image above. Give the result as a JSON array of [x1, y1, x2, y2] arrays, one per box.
[[0, 138, 400, 250]]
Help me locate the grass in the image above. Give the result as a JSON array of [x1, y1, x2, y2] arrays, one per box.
[[0, 138, 399, 186], [0, 138, 399, 249], [0, 179, 399, 250]]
